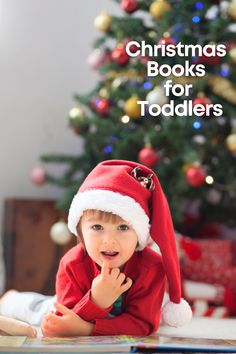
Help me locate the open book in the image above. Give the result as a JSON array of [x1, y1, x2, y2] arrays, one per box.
[[0, 334, 236, 353]]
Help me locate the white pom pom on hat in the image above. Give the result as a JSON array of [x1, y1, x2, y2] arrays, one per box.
[[68, 159, 192, 327], [162, 299, 192, 327]]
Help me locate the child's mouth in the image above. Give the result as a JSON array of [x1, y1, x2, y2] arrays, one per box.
[[101, 251, 119, 259]]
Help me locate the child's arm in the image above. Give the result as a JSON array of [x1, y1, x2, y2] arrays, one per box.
[[0, 315, 36, 337], [56, 255, 130, 323], [46, 261, 166, 337], [42, 261, 133, 337]]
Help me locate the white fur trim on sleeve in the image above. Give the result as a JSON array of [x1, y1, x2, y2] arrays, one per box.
[[68, 189, 150, 250]]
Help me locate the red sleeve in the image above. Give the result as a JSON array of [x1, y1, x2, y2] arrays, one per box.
[[91, 264, 166, 336], [56, 258, 111, 322]]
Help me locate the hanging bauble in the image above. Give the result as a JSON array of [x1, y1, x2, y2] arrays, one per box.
[[193, 135, 206, 145], [226, 133, 236, 153], [138, 146, 159, 167], [227, 1, 236, 20], [69, 106, 89, 135], [123, 38, 139, 54], [96, 98, 110, 116], [150, 0, 171, 20], [193, 94, 212, 115], [193, 95, 212, 107], [158, 36, 176, 46], [198, 53, 221, 65], [121, 0, 138, 13], [229, 48, 236, 63], [87, 49, 106, 70], [206, 189, 222, 205], [185, 166, 206, 187], [30, 166, 46, 185], [50, 221, 72, 245], [99, 87, 109, 98], [146, 86, 168, 106], [111, 46, 130, 65], [94, 12, 111, 32], [124, 96, 141, 119], [205, 5, 219, 20]]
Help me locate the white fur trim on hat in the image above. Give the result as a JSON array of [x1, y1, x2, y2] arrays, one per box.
[[162, 299, 192, 327], [68, 189, 150, 250]]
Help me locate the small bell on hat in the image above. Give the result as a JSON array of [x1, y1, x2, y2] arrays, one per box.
[[68, 160, 192, 327]]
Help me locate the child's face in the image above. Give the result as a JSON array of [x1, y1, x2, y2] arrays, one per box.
[[80, 211, 138, 269]]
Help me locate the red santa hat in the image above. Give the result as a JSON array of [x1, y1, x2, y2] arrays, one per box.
[[68, 159, 192, 327]]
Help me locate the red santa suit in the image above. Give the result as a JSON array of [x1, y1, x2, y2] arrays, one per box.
[[56, 243, 166, 336]]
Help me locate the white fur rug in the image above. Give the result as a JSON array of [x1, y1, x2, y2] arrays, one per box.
[[158, 317, 236, 340]]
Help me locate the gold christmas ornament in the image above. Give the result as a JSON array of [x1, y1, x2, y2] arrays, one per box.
[[69, 106, 85, 119], [208, 75, 236, 105], [94, 12, 111, 32], [226, 133, 236, 153], [227, 1, 236, 20], [124, 96, 141, 119], [99, 88, 109, 98], [229, 47, 236, 63], [150, 0, 171, 19], [148, 31, 157, 39]]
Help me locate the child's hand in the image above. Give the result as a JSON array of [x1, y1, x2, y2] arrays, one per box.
[[41, 303, 94, 337], [91, 260, 132, 309]]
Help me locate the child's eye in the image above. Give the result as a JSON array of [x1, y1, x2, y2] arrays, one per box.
[[91, 224, 103, 231], [117, 224, 129, 231]]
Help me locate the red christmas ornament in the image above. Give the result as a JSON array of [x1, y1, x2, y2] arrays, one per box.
[[193, 95, 212, 115], [197, 52, 221, 65], [158, 37, 177, 46], [96, 98, 110, 116], [185, 166, 206, 187], [121, 0, 138, 14], [138, 147, 159, 167], [123, 38, 139, 54], [30, 166, 46, 185], [193, 96, 212, 107], [111, 47, 130, 65]]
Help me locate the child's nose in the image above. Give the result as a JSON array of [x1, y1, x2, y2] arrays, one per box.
[[102, 231, 117, 245]]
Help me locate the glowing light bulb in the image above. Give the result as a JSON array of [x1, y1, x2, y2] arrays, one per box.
[[121, 115, 130, 124], [206, 175, 214, 184]]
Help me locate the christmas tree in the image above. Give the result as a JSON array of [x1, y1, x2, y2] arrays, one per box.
[[34, 0, 236, 235]]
